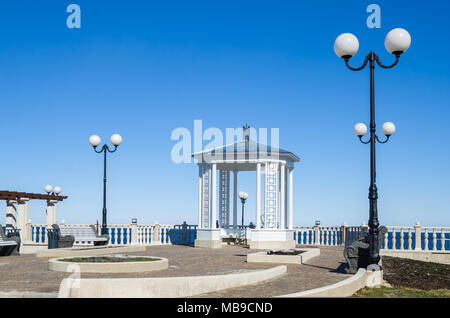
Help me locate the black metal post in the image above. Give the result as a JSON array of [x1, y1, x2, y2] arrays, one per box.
[[368, 52, 380, 267], [343, 51, 401, 269], [102, 146, 107, 235], [240, 199, 246, 227]]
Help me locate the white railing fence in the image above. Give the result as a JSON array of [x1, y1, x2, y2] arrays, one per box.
[[294, 222, 450, 252], [28, 221, 174, 246], [26, 221, 449, 251]]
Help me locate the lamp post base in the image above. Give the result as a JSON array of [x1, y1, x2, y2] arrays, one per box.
[[367, 263, 382, 271]]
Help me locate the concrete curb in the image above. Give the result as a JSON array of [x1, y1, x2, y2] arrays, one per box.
[[277, 268, 368, 297], [380, 249, 450, 265], [58, 265, 287, 298], [49, 256, 169, 273]]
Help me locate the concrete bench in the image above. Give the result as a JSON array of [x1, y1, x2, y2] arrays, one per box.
[[0, 226, 19, 256], [59, 225, 109, 246]]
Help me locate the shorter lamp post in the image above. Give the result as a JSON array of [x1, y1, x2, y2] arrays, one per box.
[[238, 191, 248, 227], [89, 134, 123, 235]]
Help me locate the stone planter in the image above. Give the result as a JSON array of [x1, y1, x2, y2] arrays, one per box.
[[247, 248, 320, 264], [49, 255, 168, 273]]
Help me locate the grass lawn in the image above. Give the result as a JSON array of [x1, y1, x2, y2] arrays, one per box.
[[354, 286, 450, 298], [353, 256, 450, 298]]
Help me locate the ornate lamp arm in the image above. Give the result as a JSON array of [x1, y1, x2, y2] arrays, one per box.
[[344, 55, 369, 71], [375, 135, 390, 144], [375, 53, 400, 69], [358, 136, 371, 144], [93, 145, 118, 153], [105, 145, 118, 153], [93, 145, 105, 154]]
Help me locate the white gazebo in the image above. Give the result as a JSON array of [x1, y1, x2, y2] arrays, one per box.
[[192, 127, 300, 249]]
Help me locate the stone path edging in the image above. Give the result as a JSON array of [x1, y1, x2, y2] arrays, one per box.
[[58, 265, 287, 298], [277, 268, 368, 297]]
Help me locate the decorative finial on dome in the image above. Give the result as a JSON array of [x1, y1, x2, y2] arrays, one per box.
[[243, 123, 250, 143]]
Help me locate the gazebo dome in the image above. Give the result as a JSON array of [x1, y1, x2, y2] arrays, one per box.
[[192, 140, 300, 165]]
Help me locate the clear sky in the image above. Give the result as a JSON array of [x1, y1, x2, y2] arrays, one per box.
[[1, 0, 449, 227]]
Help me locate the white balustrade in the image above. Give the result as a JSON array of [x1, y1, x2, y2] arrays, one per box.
[[26, 221, 448, 251]]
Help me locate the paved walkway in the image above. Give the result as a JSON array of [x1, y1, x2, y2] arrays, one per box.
[[0, 245, 350, 297]]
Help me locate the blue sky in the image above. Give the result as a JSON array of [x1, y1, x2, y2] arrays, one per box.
[[0, 0, 449, 227]]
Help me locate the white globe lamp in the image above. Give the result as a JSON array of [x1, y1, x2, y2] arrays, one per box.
[[382, 122, 396, 136], [45, 185, 53, 194], [54, 186, 62, 195], [385, 28, 411, 55], [89, 135, 101, 147], [238, 191, 248, 200], [354, 123, 368, 137], [110, 134, 122, 146], [334, 33, 359, 59]]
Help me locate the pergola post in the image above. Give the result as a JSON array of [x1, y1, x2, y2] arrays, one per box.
[[17, 198, 30, 241], [6, 200, 18, 231], [46, 199, 58, 228], [256, 162, 261, 229]]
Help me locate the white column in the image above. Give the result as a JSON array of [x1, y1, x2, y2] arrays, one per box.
[[288, 168, 294, 229], [233, 170, 238, 229], [256, 162, 261, 229], [211, 163, 217, 228], [280, 163, 286, 229], [17, 198, 30, 241], [6, 200, 18, 231], [285, 166, 288, 228], [198, 165, 202, 229], [46, 200, 58, 227]]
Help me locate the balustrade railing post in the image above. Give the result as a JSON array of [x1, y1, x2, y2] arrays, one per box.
[[432, 229, 437, 251], [341, 222, 348, 246], [131, 221, 138, 245], [314, 225, 320, 246], [414, 222, 422, 250], [25, 220, 33, 244], [151, 222, 161, 245], [400, 228, 404, 250]]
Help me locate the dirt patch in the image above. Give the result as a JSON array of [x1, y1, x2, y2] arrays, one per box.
[[60, 256, 160, 263], [383, 256, 450, 290], [267, 250, 304, 255]]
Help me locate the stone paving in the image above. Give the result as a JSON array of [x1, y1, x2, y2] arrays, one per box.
[[0, 245, 350, 297]]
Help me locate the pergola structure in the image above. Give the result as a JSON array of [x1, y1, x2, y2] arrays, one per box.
[[0, 191, 68, 242], [192, 127, 300, 249]]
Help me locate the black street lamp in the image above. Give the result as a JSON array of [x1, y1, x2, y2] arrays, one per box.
[[89, 134, 123, 235], [238, 191, 248, 227], [334, 28, 411, 270]]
